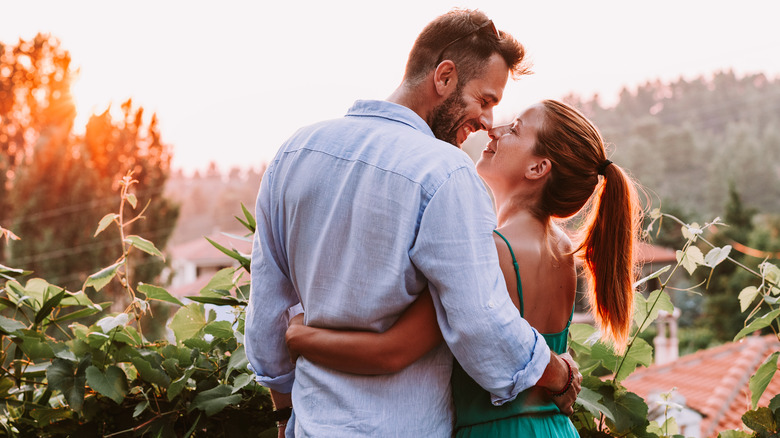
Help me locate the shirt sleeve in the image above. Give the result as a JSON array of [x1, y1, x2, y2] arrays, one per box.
[[409, 166, 551, 404], [245, 166, 300, 393]]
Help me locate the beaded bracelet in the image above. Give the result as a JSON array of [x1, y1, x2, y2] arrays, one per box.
[[550, 358, 573, 397]]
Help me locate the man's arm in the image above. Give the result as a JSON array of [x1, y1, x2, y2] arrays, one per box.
[[269, 390, 292, 438], [409, 166, 553, 405], [285, 290, 581, 412], [244, 167, 299, 394]]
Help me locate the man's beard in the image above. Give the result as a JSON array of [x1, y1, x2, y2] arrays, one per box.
[[429, 86, 468, 147]]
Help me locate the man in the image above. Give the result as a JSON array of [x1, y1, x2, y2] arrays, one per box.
[[246, 9, 582, 437]]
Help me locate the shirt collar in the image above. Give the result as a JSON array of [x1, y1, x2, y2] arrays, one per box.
[[346, 100, 435, 138]]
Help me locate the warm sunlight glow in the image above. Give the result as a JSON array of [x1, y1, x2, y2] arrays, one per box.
[[70, 74, 122, 134], [3, 0, 780, 173]]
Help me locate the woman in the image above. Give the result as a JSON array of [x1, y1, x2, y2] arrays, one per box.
[[285, 100, 642, 437]]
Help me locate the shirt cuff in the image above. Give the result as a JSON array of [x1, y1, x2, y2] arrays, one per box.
[[255, 369, 296, 394], [287, 303, 304, 322], [489, 331, 551, 406]]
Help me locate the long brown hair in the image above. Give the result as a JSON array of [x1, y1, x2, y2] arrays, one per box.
[[534, 100, 642, 352]]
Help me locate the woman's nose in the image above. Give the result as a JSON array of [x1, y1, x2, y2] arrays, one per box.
[[488, 124, 507, 140]]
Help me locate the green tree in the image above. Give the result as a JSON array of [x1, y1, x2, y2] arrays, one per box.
[[1, 35, 179, 315], [577, 70, 780, 218], [0, 34, 76, 263], [696, 183, 758, 341], [80, 101, 180, 298]]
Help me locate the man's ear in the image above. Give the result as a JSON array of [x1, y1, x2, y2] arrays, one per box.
[[526, 158, 552, 180], [434, 60, 458, 96]]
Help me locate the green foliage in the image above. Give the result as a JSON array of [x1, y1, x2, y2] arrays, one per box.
[[170, 303, 208, 343], [571, 323, 657, 436], [717, 430, 752, 438], [0, 34, 179, 306], [570, 211, 780, 437], [634, 287, 674, 332], [740, 394, 780, 437], [85, 365, 128, 405], [693, 185, 763, 341], [0, 185, 274, 436], [137, 283, 183, 307], [750, 353, 780, 410]]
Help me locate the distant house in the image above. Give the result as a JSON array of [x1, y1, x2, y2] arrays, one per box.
[[166, 230, 252, 298], [622, 334, 780, 437], [636, 240, 678, 265]]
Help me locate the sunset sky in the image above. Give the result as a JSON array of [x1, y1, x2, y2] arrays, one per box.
[[3, 0, 780, 173]]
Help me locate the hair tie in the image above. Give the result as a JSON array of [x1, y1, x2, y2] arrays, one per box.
[[597, 159, 613, 176]]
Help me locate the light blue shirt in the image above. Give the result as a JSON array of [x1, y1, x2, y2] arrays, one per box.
[[246, 100, 550, 437]]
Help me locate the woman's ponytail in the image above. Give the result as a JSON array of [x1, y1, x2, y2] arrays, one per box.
[[536, 100, 643, 353], [578, 163, 641, 352]]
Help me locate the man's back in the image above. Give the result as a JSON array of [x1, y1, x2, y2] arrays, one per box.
[[271, 102, 469, 332], [250, 100, 484, 436], [247, 100, 550, 437]]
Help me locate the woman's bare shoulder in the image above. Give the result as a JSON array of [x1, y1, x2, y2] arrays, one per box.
[[551, 223, 574, 254], [492, 231, 517, 266]]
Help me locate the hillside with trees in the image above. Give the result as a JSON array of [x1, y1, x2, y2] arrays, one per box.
[[566, 70, 780, 217]]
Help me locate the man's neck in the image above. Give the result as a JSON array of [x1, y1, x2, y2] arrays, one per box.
[[387, 80, 440, 127]]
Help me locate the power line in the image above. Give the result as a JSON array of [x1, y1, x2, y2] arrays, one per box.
[[37, 257, 173, 287], [1, 186, 169, 225], [6, 226, 176, 267]]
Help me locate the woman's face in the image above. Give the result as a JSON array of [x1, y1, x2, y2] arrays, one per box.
[[476, 104, 546, 192]]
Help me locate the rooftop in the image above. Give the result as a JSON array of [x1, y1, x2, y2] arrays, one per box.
[[167, 230, 252, 264], [622, 334, 780, 436]]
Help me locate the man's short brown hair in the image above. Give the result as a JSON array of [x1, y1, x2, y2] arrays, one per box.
[[404, 9, 531, 86]]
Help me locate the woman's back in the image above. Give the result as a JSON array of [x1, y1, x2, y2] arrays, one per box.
[[494, 215, 577, 334], [452, 218, 579, 437]]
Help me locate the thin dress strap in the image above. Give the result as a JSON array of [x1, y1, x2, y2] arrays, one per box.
[[492, 230, 523, 317], [565, 303, 574, 329]]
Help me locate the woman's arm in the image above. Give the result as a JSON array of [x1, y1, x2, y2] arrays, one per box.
[[285, 288, 442, 375]]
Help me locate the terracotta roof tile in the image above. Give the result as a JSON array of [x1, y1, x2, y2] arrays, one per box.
[[168, 273, 214, 299], [635, 240, 677, 264], [621, 334, 780, 437]]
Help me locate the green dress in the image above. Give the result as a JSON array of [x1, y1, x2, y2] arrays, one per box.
[[452, 230, 579, 437]]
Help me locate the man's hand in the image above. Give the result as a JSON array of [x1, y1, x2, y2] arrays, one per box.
[[549, 353, 582, 415], [269, 390, 292, 438]]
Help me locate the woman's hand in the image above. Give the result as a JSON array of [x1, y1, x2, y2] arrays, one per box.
[[286, 313, 305, 363], [547, 353, 582, 416]]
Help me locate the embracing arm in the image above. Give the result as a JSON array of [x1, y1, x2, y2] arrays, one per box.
[[285, 288, 443, 375]]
